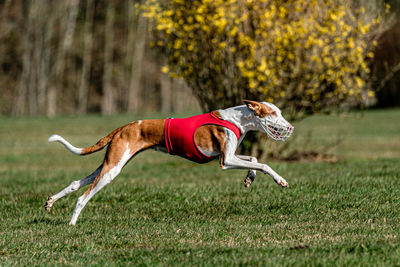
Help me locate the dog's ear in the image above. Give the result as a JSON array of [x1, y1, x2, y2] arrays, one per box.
[[243, 100, 262, 113], [243, 100, 272, 117]]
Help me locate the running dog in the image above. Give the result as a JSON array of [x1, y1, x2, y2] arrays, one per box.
[[45, 100, 294, 225]]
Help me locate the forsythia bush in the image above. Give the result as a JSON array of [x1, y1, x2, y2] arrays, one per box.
[[143, 0, 387, 120]]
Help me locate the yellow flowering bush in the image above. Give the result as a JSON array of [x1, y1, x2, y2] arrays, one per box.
[[144, 0, 385, 120]]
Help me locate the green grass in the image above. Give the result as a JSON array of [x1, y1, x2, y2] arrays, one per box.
[[0, 109, 399, 266]]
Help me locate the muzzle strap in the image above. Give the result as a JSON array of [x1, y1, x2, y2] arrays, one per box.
[[257, 117, 294, 141]]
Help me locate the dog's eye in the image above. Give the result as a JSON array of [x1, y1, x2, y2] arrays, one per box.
[[270, 111, 277, 116]]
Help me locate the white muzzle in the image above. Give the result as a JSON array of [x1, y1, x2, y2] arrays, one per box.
[[258, 116, 294, 141]]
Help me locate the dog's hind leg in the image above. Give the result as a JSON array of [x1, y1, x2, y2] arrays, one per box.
[[68, 143, 132, 225], [68, 125, 160, 225], [64, 120, 165, 225], [44, 165, 102, 212]]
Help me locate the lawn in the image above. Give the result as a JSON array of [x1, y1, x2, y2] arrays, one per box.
[[0, 109, 399, 266]]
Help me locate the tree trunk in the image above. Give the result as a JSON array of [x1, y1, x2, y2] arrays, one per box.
[[102, 1, 116, 115], [77, 0, 95, 114], [160, 71, 171, 113], [172, 78, 185, 113], [47, 0, 79, 117], [127, 11, 147, 113], [12, 1, 33, 116], [123, 0, 135, 112], [37, 1, 55, 115], [29, 1, 45, 116], [0, 0, 12, 33]]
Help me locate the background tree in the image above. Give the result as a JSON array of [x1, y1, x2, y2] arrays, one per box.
[[143, 0, 390, 121]]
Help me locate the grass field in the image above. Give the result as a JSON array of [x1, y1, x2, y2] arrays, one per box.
[[0, 109, 400, 265]]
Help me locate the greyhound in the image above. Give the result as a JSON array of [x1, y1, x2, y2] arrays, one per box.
[[45, 100, 294, 225]]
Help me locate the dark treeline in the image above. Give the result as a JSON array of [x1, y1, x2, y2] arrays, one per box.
[[364, 0, 400, 108], [0, 0, 200, 116], [373, 19, 400, 107]]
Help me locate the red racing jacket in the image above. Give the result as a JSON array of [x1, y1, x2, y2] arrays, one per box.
[[164, 113, 242, 163]]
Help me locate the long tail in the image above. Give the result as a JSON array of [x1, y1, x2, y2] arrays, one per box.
[[48, 126, 125, 156]]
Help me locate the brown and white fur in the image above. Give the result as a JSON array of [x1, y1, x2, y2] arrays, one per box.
[[45, 100, 293, 225]]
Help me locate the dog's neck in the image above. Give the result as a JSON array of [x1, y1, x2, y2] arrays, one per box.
[[218, 105, 258, 135]]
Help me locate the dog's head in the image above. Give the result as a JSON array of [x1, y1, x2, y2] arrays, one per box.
[[244, 100, 294, 141]]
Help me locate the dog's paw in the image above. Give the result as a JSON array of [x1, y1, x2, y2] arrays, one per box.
[[278, 180, 289, 188], [244, 171, 256, 188], [45, 196, 54, 212], [275, 177, 289, 188], [244, 177, 252, 188]]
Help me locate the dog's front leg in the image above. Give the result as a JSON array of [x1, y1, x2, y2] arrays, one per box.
[[222, 155, 289, 187], [221, 130, 289, 187], [257, 161, 289, 188], [236, 155, 257, 188]]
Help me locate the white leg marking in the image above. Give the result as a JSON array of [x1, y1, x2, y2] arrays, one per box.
[[222, 130, 289, 188], [45, 166, 102, 211], [223, 155, 289, 188], [69, 146, 132, 225]]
